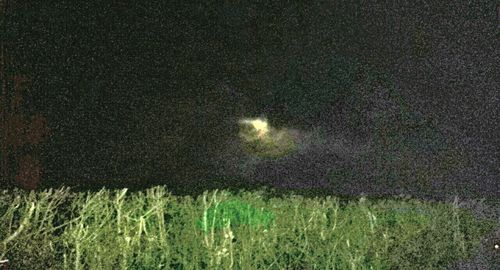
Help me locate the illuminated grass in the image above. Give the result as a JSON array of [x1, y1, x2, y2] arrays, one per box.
[[0, 186, 497, 269]]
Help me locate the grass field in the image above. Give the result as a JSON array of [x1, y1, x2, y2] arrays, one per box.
[[0, 185, 498, 269]]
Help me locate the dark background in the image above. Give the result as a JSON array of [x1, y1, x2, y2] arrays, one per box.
[[1, 1, 499, 201]]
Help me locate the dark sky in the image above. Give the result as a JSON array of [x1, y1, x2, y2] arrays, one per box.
[[2, 1, 499, 198]]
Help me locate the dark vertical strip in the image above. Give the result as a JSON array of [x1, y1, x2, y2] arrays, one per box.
[[0, 0, 9, 187], [498, 4, 500, 28]]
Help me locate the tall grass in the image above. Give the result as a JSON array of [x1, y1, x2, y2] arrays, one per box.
[[0, 185, 497, 269]]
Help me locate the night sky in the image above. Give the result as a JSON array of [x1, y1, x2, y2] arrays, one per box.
[[1, 1, 499, 200]]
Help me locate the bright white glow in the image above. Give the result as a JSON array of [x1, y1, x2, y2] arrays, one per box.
[[238, 117, 269, 138], [237, 116, 298, 158]]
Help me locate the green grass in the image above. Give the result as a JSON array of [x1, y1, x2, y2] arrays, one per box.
[[0, 185, 498, 269]]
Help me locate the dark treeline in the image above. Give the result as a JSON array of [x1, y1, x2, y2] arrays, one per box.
[[1, 1, 498, 199]]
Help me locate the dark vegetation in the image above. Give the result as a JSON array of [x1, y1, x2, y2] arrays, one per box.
[[0, 1, 497, 208]]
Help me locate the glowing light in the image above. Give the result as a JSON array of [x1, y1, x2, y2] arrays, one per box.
[[238, 116, 298, 158], [238, 117, 269, 139]]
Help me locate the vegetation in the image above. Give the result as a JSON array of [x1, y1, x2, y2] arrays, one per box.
[[0, 2, 496, 269], [195, 199, 276, 234], [0, 185, 497, 269]]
